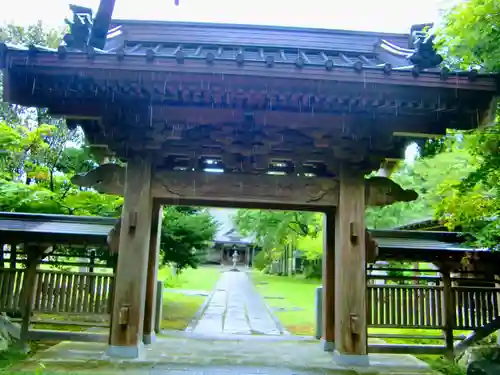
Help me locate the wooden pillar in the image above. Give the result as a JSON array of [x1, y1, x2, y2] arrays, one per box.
[[322, 209, 335, 351], [441, 266, 456, 359], [334, 166, 367, 359], [10, 243, 17, 269], [108, 159, 153, 359], [143, 203, 163, 344], [19, 248, 39, 351]]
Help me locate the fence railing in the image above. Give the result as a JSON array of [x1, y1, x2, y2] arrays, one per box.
[[367, 269, 500, 331], [367, 284, 444, 328], [454, 286, 500, 330], [0, 268, 24, 313], [0, 268, 114, 315]]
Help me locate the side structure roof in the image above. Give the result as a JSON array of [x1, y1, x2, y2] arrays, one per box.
[[0, 212, 116, 245]]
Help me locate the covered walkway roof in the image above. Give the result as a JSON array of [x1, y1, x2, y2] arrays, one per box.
[[0, 212, 116, 245], [370, 229, 500, 264]]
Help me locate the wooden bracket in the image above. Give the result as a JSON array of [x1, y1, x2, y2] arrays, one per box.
[[349, 222, 359, 244], [128, 211, 137, 232], [118, 304, 130, 326]]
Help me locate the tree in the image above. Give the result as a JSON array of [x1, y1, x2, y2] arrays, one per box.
[[159, 206, 217, 272], [427, 0, 500, 248], [0, 120, 123, 216], [234, 209, 321, 268], [436, 0, 500, 72]]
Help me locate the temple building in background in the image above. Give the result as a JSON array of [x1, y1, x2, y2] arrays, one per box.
[[205, 208, 255, 266]]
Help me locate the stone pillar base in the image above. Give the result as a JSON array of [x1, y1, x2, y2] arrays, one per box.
[[106, 343, 145, 359], [332, 350, 370, 367], [321, 339, 334, 352], [143, 332, 156, 345]]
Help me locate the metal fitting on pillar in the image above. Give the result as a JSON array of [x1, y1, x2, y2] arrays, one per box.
[[118, 304, 130, 326]]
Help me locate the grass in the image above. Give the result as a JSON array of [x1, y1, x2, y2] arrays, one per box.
[[158, 266, 222, 291], [160, 294, 205, 330], [250, 270, 320, 336], [159, 266, 222, 330]]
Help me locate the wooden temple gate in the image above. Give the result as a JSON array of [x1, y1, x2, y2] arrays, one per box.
[[1, 1, 498, 361]]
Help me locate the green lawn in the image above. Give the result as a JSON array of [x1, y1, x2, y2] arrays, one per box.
[[161, 294, 205, 330], [250, 271, 320, 336], [158, 266, 222, 291], [159, 266, 222, 330]]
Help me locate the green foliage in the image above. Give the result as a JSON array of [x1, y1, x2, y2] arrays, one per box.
[[430, 3, 500, 248], [366, 136, 476, 230], [436, 0, 500, 71], [159, 206, 217, 272], [252, 250, 269, 271], [0, 120, 122, 217], [234, 210, 322, 264], [303, 261, 322, 279]]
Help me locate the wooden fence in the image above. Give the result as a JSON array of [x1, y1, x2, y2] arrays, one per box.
[[365, 267, 500, 356], [367, 271, 500, 331], [0, 268, 114, 315], [368, 283, 444, 328], [454, 285, 500, 329]]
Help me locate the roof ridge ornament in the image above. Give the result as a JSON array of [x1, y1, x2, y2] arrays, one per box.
[[408, 23, 443, 72], [62, 1, 117, 51], [63, 4, 94, 50], [62, 1, 181, 50]]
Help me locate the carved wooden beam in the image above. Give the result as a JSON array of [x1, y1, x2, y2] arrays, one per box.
[[71, 163, 418, 208]]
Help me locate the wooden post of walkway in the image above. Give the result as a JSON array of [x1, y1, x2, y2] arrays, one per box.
[[108, 159, 153, 358], [322, 209, 335, 351], [441, 266, 455, 359], [334, 165, 368, 363], [19, 247, 39, 351], [143, 202, 163, 344]]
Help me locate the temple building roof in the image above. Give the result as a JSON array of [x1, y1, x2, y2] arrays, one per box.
[[208, 208, 253, 245]]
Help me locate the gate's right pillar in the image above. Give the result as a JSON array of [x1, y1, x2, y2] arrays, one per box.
[[333, 164, 368, 364]]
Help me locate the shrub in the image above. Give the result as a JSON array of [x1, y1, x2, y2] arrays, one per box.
[[426, 357, 465, 375], [303, 261, 322, 279], [253, 251, 269, 271]]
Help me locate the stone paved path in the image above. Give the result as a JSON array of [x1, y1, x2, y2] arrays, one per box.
[[191, 271, 283, 336], [12, 337, 433, 374]]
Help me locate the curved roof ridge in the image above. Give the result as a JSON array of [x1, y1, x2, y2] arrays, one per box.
[[111, 18, 411, 39]]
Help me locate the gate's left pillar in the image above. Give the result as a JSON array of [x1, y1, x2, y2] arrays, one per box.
[[107, 159, 153, 359]]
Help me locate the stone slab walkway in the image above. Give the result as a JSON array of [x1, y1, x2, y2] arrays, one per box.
[[11, 335, 434, 374], [190, 271, 283, 336]]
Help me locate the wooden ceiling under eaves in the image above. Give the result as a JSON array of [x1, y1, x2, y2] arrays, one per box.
[[1, 20, 498, 176]]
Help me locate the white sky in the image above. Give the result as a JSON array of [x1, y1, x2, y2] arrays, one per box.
[[2, 0, 445, 33]]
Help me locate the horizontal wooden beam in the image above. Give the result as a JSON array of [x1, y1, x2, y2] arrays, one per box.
[[71, 164, 418, 209], [28, 329, 108, 343], [368, 343, 446, 355], [46, 103, 447, 137]]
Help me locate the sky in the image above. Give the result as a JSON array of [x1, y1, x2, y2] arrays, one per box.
[[2, 0, 446, 33]]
